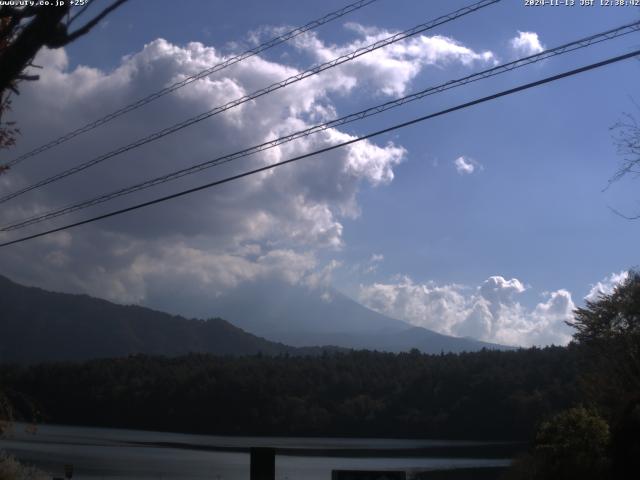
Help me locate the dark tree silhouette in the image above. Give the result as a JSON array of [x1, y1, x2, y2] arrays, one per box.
[[0, 1, 129, 97], [0, 94, 18, 152], [0, 16, 19, 166], [568, 270, 640, 478], [568, 271, 640, 409], [0, 0, 129, 172], [569, 270, 640, 343], [609, 396, 640, 480], [533, 407, 611, 480], [505, 407, 612, 480]]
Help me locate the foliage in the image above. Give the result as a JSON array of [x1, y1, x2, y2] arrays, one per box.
[[506, 271, 640, 479], [0, 346, 581, 441], [533, 407, 610, 479], [569, 271, 640, 414], [610, 397, 640, 479], [504, 407, 611, 480], [0, 94, 18, 154], [0, 1, 129, 174], [0, 453, 47, 480], [0, 38, 19, 162], [0, 1, 129, 96], [570, 270, 640, 343]]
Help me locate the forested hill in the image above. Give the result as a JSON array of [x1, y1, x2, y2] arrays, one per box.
[[0, 275, 336, 363]]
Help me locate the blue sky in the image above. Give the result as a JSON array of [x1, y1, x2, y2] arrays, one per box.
[[1, 0, 639, 346], [65, 0, 640, 297]]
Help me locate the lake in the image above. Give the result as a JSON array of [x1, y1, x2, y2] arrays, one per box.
[[0, 423, 515, 479]]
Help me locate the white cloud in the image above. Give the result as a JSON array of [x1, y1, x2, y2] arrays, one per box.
[[510, 31, 544, 57], [362, 253, 384, 274], [359, 275, 575, 347], [479, 276, 526, 304], [359, 276, 475, 338], [0, 33, 415, 306], [453, 156, 482, 175], [0, 24, 496, 322], [585, 270, 629, 302], [291, 23, 496, 96]]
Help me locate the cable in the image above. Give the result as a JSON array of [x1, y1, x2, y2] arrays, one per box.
[[0, 0, 501, 204], [3, 20, 639, 232], [0, 0, 379, 169], [1, 48, 637, 249]]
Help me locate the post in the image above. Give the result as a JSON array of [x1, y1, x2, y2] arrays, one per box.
[[250, 447, 275, 480]]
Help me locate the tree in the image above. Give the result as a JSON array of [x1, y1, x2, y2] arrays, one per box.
[[570, 270, 640, 344], [0, 0, 129, 172], [0, 452, 48, 480], [0, 1, 129, 97], [534, 407, 611, 480], [568, 271, 640, 402], [0, 17, 19, 166], [504, 407, 611, 480], [608, 104, 640, 219], [568, 270, 640, 478], [610, 396, 640, 480], [0, 94, 18, 153]]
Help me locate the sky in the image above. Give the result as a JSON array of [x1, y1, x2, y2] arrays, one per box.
[[0, 0, 639, 347]]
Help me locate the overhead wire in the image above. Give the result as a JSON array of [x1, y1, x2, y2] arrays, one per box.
[[1, 47, 638, 248], [0, 0, 380, 169], [2, 20, 638, 232], [0, 0, 501, 204]]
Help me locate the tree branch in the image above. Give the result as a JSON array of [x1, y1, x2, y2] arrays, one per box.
[[0, 5, 69, 94], [62, 0, 128, 45], [67, 0, 95, 26], [608, 206, 640, 221], [0, 6, 39, 20]]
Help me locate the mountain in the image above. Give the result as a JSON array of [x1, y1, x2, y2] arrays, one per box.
[[0, 276, 336, 363], [195, 280, 510, 353], [0, 276, 509, 363]]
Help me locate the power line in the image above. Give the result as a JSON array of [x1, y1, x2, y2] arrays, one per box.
[[0, 0, 501, 205], [4, 20, 638, 232], [0, 0, 379, 169], [1, 47, 637, 249]]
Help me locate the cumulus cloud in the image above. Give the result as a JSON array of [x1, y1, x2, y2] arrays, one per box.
[[358, 275, 575, 346], [0, 23, 497, 320], [291, 23, 496, 96], [0, 34, 409, 304], [453, 156, 482, 175], [510, 31, 544, 56], [585, 270, 629, 302]]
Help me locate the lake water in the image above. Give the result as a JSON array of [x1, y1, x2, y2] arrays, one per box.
[[0, 423, 513, 479]]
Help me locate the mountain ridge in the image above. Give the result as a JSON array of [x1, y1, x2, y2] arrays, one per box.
[[203, 280, 510, 353], [0, 275, 338, 363], [0, 275, 510, 364]]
